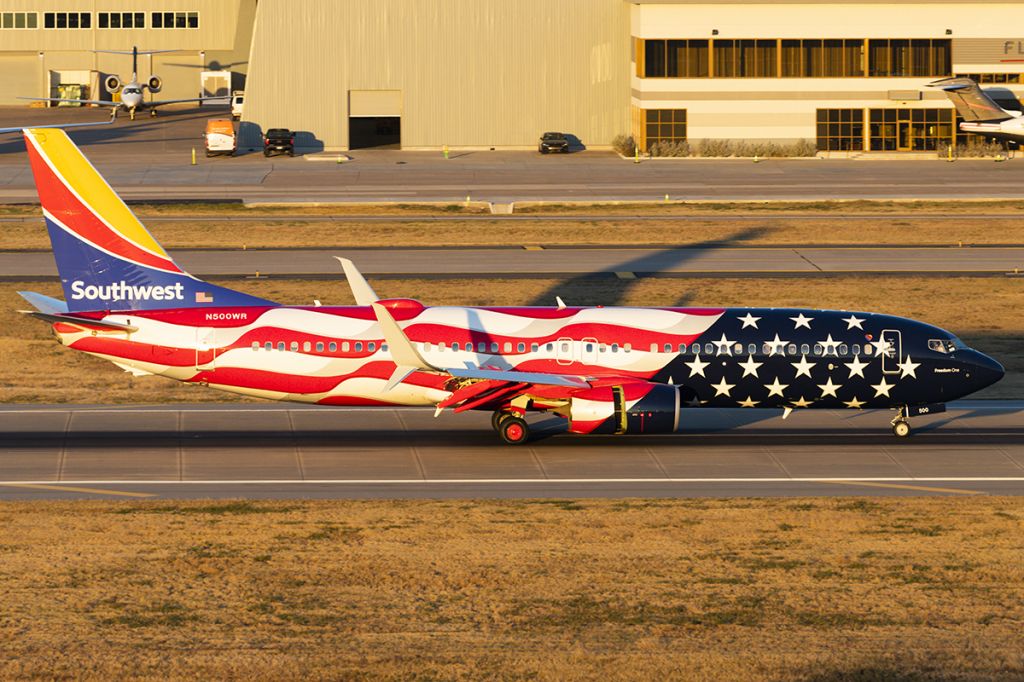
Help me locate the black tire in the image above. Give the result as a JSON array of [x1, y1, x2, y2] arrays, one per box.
[[491, 410, 512, 432], [892, 421, 911, 437], [205, 151, 212, 158], [499, 416, 530, 445], [287, 150, 294, 157], [263, 149, 270, 157]]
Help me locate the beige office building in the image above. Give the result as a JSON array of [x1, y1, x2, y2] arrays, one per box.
[[0, 1, 255, 105], [3, 1, 1023, 151]]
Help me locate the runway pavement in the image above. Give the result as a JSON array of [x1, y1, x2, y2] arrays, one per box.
[[2, 106, 1024, 202], [0, 401, 1021, 500], [3, 246, 1022, 279]]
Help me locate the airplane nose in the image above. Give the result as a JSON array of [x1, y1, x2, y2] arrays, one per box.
[[965, 349, 1005, 392]]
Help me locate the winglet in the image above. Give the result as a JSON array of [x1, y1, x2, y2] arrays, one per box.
[[336, 257, 379, 305], [371, 302, 435, 371]]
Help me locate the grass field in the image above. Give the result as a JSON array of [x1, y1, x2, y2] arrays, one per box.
[[2, 276, 1019, 403], [4, 216, 1024, 250], [0, 497, 1021, 679]]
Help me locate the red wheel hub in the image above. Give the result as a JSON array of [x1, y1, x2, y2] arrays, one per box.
[[505, 423, 525, 441]]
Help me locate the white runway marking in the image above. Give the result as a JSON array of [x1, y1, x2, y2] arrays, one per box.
[[1, 478, 1022, 485]]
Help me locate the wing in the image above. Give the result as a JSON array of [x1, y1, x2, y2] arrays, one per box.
[[18, 96, 118, 107], [148, 96, 229, 107], [0, 118, 115, 134]]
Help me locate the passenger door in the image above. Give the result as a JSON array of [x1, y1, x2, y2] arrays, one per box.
[[880, 329, 901, 374]]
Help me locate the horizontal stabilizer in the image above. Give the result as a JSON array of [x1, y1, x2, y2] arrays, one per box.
[[20, 310, 138, 332], [928, 77, 1013, 122], [17, 291, 68, 315], [0, 118, 115, 135]]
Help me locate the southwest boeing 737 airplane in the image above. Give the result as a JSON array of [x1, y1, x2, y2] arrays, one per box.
[[17, 129, 1004, 444]]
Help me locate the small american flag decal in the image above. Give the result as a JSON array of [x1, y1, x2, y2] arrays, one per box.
[[195, 292, 214, 303]]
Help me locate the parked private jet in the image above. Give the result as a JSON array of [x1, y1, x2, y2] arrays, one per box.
[[16, 129, 1003, 444], [20, 46, 227, 120], [929, 76, 1024, 146]]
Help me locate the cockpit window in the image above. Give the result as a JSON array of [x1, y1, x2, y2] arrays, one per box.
[[928, 339, 957, 354]]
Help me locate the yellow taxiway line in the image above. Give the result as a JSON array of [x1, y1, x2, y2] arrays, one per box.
[[818, 480, 983, 495], [1, 483, 156, 498]]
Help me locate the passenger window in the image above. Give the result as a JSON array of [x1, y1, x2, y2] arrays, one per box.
[[478, 342, 486, 353], [611, 343, 619, 353], [813, 344, 823, 356], [839, 344, 848, 356], [264, 341, 272, 351], [368, 342, 376, 352], [424, 342, 433, 352], [691, 343, 700, 354], [599, 344, 607, 353], [278, 342, 285, 351], [762, 342, 771, 355], [733, 343, 743, 355], [290, 341, 298, 352], [303, 341, 311, 352], [801, 343, 810, 355], [546, 343, 554, 352], [678, 343, 687, 353], [705, 343, 713, 354], [560, 342, 570, 354], [504, 342, 512, 353], [381, 344, 388, 352], [787, 344, 797, 356], [329, 342, 337, 352], [452, 342, 460, 352], [342, 342, 350, 352], [624, 343, 632, 352], [252, 341, 259, 351], [852, 344, 860, 355], [748, 343, 756, 355], [587, 343, 596, 353], [316, 342, 325, 352], [438, 342, 446, 351], [531, 343, 539, 352], [490, 342, 499, 353], [651, 343, 658, 353], [355, 342, 363, 352]]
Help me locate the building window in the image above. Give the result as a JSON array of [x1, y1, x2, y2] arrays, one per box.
[[644, 109, 687, 151], [713, 40, 777, 78], [640, 39, 709, 78], [956, 73, 1023, 84], [99, 12, 145, 29], [44, 12, 91, 29], [816, 109, 864, 151], [869, 109, 954, 151], [780, 39, 863, 77], [151, 11, 199, 29], [1, 12, 38, 29], [869, 39, 950, 77]]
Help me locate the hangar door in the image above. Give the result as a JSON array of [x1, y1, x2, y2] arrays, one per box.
[[349, 90, 401, 149], [0, 53, 40, 104]]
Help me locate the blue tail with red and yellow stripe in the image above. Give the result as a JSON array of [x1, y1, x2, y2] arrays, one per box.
[[22, 128, 275, 313]]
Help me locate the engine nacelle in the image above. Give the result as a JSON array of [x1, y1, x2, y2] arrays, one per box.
[[146, 76, 162, 93], [568, 382, 679, 435], [104, 75, 122, 94]]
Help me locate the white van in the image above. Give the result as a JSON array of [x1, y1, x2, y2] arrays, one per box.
[[231, 91, 244, 120], [204, 119, 236, 157]]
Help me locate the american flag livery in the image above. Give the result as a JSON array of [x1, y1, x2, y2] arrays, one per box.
[[16, 129, 1004, 444]]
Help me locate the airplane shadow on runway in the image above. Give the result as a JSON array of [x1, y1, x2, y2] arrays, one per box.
[[526, 226, 768, 308]]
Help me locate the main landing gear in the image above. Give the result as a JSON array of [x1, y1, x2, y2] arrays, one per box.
[[493, 409, 530, 445]]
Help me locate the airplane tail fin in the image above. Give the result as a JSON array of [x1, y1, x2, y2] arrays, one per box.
[[22, 128, 276, 313], [928, 77, 1014, 122]]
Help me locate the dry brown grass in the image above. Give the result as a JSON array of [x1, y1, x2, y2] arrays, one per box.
[[0, 497, 1022, 680], [4, 216, 1024, 249], [2, 276, 1019, 403]]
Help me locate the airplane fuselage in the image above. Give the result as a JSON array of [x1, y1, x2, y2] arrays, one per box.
[[51, 302, 1003, 425]]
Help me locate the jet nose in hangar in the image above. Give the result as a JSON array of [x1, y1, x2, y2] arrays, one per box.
[[964, 349, 1005, 393]]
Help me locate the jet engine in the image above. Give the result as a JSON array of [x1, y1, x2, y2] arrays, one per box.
[[568, 382, 679, 435], [146, 76, 162, 93], [104, 75, 122, 94]]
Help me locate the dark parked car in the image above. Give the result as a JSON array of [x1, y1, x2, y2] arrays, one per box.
[[264, 128, 295, 157], [538, 131, 569, 154]]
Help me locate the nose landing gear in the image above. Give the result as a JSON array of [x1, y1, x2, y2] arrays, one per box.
[[891, 415, 912, 437]]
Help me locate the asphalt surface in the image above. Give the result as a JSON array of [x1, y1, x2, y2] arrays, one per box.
[[4, 246, 1023, 279], [1, 106, 1024, 203], [0, 401, 1021, 499]]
